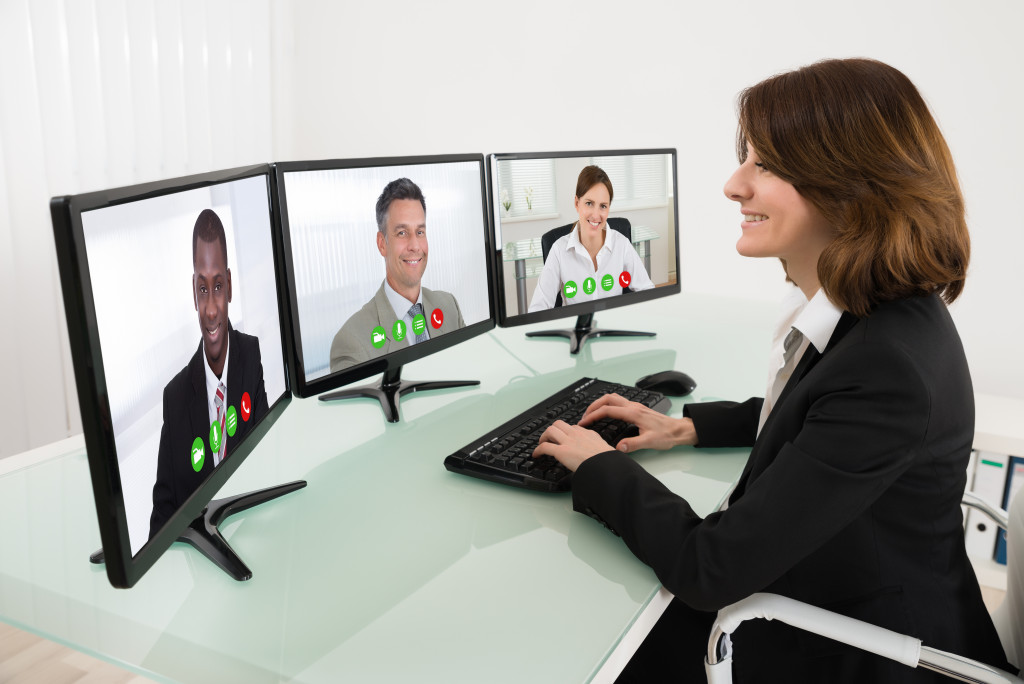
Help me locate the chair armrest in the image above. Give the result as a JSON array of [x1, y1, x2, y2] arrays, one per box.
[[918, 646, 1024, 684], [706, 593, 1023, 684], [707, 593, 921, 667], [963, 491, 1010, 530]]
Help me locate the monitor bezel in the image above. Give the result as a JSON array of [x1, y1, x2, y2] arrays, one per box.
[[272, 153, 497, 399], [487, 148, 681, 328], [50, 164, 295, 588]]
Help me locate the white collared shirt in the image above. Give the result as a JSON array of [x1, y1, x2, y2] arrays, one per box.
[[756, 286, 844, 435], [203, 336, 230, 465], [383, 279, 429, 345], [527, 223, 655, 312]]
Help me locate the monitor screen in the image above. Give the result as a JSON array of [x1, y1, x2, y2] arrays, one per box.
[[51, 165, 293, 587], [490, 149, 679, 327], [274, 154, 494, 405]]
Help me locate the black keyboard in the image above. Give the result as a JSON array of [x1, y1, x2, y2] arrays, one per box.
[[444, 378, 671, 492]]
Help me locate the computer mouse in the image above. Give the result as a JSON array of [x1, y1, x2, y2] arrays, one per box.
[[635, 370, 697, 397]]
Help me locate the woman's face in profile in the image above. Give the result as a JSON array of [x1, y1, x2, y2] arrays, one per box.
[[574, 183, 610, 236], [723, 143, 832, 272]]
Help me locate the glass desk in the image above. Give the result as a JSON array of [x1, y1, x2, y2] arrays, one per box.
[[502, 227, 660, 313], [0, 294, 774, 683]]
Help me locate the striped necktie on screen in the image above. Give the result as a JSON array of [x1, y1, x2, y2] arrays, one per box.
[[214, 381, 227, 466]]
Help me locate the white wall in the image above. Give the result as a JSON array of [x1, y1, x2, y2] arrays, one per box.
[[2, 0, 1022, 459], [276, 0, 1024, 401], [0, 0, 274, 459]]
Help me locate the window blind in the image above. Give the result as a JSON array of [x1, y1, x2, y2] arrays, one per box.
[[591, 154, 668, 210], [496, 158, 557, 217]]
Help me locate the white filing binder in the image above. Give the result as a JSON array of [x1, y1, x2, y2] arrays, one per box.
[[965, 451, 1010, 560]]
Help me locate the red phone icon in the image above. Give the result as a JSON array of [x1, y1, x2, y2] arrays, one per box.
[[619, 271, 631, 288], [241, 392, 251, 422], [431, 308, 444, 329]]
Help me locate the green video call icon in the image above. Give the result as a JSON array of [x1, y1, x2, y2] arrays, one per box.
[[601, 274, 614, 291], [226, 405, 238, 438], [564, 280, 578, 299], [583, 277, 596, 295], [371, 325, 387, 349], [393, 319, 407, 342], [412, 313, 426, 336], [191, 436, 205, 472]]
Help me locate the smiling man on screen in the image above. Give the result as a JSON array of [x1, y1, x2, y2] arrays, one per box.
[[329, 178, 464, 372], [149, 209, 268, 538]]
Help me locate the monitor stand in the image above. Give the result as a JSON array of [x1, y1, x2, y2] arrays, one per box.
[[525, 313, 655, 355], [90, 480, 307, 581], [318, 365, 479, 423]]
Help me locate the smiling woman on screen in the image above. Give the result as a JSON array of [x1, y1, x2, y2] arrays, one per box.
[[527, 165, 654, 312]]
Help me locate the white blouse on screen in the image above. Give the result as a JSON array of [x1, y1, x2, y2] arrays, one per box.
[[528, 223, 654, 312]]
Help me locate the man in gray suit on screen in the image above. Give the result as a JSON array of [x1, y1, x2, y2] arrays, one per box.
[[329, 177, 465, 372]]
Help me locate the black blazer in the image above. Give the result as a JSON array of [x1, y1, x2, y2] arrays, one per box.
[[149, 326, 269, 538], [572, 294, 1013, 682]]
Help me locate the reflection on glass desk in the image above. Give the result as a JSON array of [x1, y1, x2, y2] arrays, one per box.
[[503, 226, 660, 314], [0, 295, 775, 684]]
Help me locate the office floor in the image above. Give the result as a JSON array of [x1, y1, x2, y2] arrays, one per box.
[[0, 588, 1009, 683], [0, 622, 157, 684]]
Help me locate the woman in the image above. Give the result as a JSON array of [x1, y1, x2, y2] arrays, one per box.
[[527, 165, 654, 312], [533, 59, 1014, 682]]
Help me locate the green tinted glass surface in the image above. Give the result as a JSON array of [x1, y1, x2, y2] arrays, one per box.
[[0, 295, 773, 683]]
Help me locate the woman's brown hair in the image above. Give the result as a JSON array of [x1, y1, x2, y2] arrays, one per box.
[[737, 58, 968, 316], [576, 165, 614, 204]]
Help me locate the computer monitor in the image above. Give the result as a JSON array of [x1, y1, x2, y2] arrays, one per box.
[[274, 153, 495, 422], [489, 149, 680, 353], [51, 164, 304, 588]]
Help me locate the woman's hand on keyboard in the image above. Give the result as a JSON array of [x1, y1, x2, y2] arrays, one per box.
[[579, 393, 697, 453], [532, 420, 612, 472]]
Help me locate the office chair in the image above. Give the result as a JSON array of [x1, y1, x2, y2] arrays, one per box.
[[539, 217, 632, 307], [705, 491, 1024, 684]]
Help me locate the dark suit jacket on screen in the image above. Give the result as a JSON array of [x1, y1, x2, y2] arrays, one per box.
[[572, 293, 1013, 682], [149, 326, 269, 538]]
